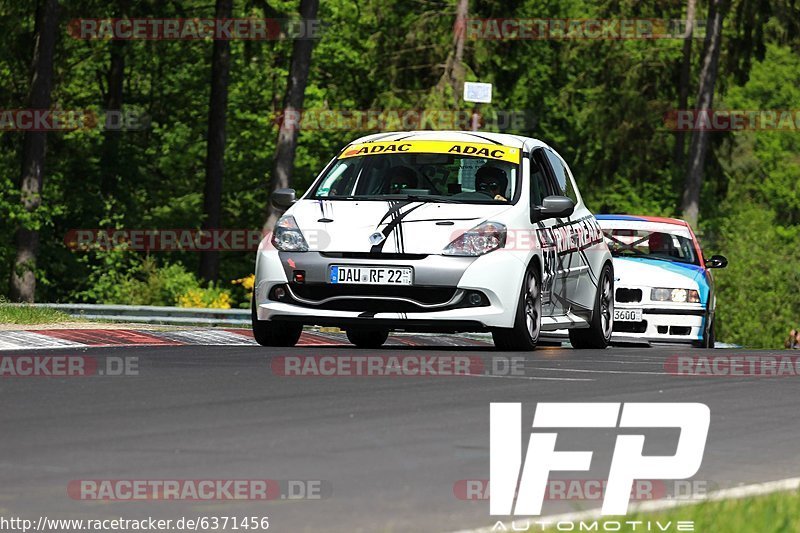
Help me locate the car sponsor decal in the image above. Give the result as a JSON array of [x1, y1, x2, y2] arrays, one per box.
[[338, 140, 520, 163], [537, 216, 605, 306], [537, 215, 604, 256]]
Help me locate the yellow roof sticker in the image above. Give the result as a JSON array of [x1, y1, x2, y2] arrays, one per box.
[[338, 140, 520, 164]]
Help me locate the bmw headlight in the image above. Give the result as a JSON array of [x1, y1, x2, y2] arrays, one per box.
[[442, 221, 506, 256], [651, 287, 700, 303], [271, 215, 309, 252]]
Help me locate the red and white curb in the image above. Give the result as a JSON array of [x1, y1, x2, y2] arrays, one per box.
[[0, 328, 491, 351]]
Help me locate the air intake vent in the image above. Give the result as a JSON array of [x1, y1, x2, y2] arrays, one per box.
[[615, 288, 642, 303]]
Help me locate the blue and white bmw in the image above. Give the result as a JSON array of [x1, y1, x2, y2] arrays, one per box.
[[596, 215, 728, 347]]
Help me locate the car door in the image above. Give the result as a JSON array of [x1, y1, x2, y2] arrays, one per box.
[[529, 148, 564, 316], [544, 148, 595, 315]]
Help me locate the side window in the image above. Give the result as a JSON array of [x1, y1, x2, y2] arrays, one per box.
[[529, 149, 552, 207], [544, 150, 578, 203]]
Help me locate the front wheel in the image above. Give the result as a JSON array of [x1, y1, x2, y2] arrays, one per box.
[[492, 265, 541, 351], [251, 299, 303, 347], [346, 328, 389, 349], [569, 264, 613, 349]]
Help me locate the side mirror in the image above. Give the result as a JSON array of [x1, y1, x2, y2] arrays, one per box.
[[705, 254, 728, 269], [533, 195, 575, 221], [272, 188, 297, 209]]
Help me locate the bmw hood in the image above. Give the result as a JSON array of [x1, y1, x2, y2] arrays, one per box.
[[613, 256, 709, 301], [287, 199, 514, 254]]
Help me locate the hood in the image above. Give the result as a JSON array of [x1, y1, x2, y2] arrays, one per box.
[[287, 199, 513, 254], [613, 256, 710, 301]]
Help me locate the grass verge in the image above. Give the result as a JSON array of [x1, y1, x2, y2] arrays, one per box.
[[0, 303, 79, 325], [530, 490, 800, 532]]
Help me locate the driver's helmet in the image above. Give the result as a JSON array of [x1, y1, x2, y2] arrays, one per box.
[[648, 232, 673, 254], [475, 166, 508, 196], [386, 166, 417, 193]]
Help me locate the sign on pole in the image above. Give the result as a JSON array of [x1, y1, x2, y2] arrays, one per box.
[[463, 82, 492, 104]]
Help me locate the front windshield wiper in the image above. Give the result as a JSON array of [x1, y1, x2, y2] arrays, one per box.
[[312, 194, 484, 204], [399, 194, 461, 204]]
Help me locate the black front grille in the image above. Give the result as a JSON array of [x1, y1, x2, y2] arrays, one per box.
[[320, 252, 428, 260], [291, 283, 456, 303], [284, 283, 460, 312], [616, 288, 642, 303], [613, 320, 648, 333]]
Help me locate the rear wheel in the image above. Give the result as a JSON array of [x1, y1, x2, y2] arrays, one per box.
[[569, 264, 613, 349], [346, 328, 389, 349], [251, 299, 303, 347], [492, 265, 541, 351]]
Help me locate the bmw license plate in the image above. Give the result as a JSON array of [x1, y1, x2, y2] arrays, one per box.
[[329, 265, 413, 285], [614, 308, 643, 322]]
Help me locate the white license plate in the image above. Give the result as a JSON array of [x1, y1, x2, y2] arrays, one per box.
[[614, 308, 643, 322], [329, 265, 413, 285]]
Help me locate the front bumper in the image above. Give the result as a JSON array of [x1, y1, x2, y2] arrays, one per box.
[[611, 304, 706, 344], [253, 250, 527, 330]]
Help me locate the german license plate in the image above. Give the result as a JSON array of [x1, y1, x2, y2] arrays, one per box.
[[614, 308, 643, 322], [329, 265, 413, 285]]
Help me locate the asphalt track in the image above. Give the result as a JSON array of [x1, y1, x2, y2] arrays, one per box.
[[1, 340, 798, 533]]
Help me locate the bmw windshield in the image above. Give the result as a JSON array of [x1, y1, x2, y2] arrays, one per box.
[[310, 140, 521, 204], [603, 227, 700, 265]]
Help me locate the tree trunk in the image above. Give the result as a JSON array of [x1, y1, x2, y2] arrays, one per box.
[[450, 0, 468, 101], [681, 0, 727, 229], [9, 0, 59, 303], [672, 0, 696, 171], [436, 0, 469, 106], [100, 37, 126, 196], [264, 0, 320, 232], [199, 0, 233, 282]]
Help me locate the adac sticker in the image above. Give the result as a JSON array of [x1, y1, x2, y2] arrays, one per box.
[[338, 140, 519, 163]]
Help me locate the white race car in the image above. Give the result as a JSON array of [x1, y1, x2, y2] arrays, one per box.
[[253, 131, 613, 350], [597, 215, 728, 347]]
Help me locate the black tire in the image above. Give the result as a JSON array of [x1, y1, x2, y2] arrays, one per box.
[[251, 299, 302, 347], [569, 263, 613, 349], [695, 315, 715, 348], [491, 265, 541, 351], [346, 328, 389, 349]]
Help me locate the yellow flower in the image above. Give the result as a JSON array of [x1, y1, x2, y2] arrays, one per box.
[[232, 274, 255, 291]]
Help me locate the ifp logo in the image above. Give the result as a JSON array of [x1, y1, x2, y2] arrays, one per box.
[[490, 403, 710, 516]]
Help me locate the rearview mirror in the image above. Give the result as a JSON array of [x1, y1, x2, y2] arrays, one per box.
[[272, 188, 297, 209], [705, 254, 728, 269], [533, 195, 575, 221]]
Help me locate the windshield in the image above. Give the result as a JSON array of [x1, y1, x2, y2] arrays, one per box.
[[603, 228, 699, 265], [310, 140, 521, 204]]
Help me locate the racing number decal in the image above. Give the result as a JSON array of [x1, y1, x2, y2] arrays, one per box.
[[538, 228, 558, 301]]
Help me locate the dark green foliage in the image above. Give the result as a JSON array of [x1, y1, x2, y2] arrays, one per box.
[[0, 0, 797, 345]]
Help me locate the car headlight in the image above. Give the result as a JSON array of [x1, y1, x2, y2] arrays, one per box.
[[651, 287, 700, 303], [442, 221, 506, 256], [271, 215, 308, 252]]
